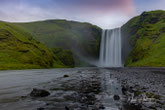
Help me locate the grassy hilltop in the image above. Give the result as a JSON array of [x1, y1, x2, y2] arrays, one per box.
[[122, 10, 165, 67]]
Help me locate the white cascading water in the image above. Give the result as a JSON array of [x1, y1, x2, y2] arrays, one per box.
[[99, 28, 122, 67]]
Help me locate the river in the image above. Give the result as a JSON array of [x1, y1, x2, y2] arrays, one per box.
[[0, 68, 165, 110]]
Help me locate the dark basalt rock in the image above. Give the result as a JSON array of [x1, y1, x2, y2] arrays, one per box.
[[18, 50, 29, 53], [160, 27, 165, 32], [37, 108, 45, 110], [113, 95, 120, 101], [122, 86, 128, 95], [149, 17, 159, 24], [65, 106, 70, 110], [99, 105, 105, 109], [140, 12, 149, 22], [64, 74, 69, 78], [30, 88, 50, 97]]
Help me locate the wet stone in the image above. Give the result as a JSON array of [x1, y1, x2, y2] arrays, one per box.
[[122, 86, 128, 95], [114, 95, 120, 101], [21, 96, 27, 99], [37, 107, 45, 110], [65, 106, 70, 110], [64, 74, 69, 78], [99, 105, 105, 109], [30, 88, 50, 97]]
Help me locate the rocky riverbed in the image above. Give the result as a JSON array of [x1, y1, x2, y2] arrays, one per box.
[[0, 68, 164, 110], [27, 68, 124, 110], [107, 68, 165, 110]]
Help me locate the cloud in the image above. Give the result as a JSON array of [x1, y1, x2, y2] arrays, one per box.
[[153, 0, 165, 10], [135, 0, 165, 13], [55, 0, 136, 16], [0, 1, 53, 22], [0, 0, 136, 28], [0, 11, 9, 20], [55, 0, 136, 28]]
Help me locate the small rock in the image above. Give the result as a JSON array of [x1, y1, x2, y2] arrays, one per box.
[[30, 88, 50, 97], [114, 95, 120, 101], [21, 96, 27, 99], [99, 105, 105, 109], [122, 86, 128, 95], [37, 108, 44, 110], [154, 95, 161, 100], [65, 106, 70, 110], [64, 74, 69, 78]]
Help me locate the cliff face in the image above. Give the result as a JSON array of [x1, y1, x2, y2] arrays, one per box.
[[14, 20, 102, 66], [121, 10, 165, 67]]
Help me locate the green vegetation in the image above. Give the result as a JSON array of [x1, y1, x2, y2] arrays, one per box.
[[146, 92, 161, 99], [0, 19, 101, 70], [14, 20, 102, 66], [146, 92, 155, 98], [122, 10, 165, 67], [52, 47, 75, 67], [0, 21, 66, 70]]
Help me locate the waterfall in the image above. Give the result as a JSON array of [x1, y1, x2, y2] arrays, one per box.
[[99, 28, 122, 67]]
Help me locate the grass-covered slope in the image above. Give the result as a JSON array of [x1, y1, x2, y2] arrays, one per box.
[[122, 10, 165, 67], [14, 20, 102, 64], [52, 47, 75, 67], [0, 21, 66, 70]]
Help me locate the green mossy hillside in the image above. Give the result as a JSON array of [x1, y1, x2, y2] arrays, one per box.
[[122, 10, 165, 67], [14, 20, 102, 66], [0, 21, 66, 70], [52, 48, 75, 68]]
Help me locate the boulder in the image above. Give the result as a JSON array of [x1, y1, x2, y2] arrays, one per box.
[[30, 88, 50, 97], [64, 74, 69, 77], [114, 95, 120, 101]]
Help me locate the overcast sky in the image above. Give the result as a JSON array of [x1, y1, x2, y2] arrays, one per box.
[[0, 0, 165, 29]]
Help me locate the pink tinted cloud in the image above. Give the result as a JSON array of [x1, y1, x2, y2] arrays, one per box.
[[60, 0, 136, 16]]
